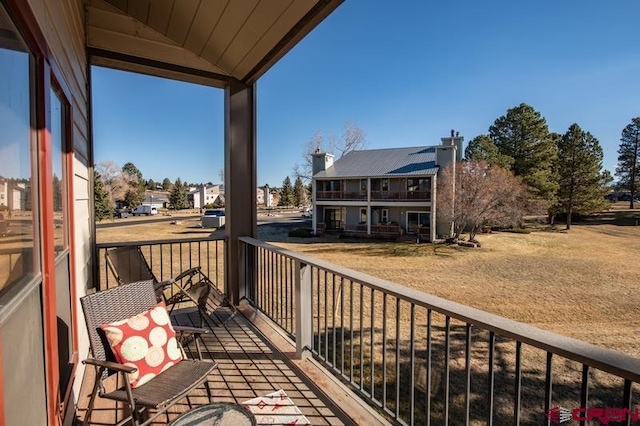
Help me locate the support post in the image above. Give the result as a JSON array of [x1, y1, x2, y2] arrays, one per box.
[[225, 83, 257, 305]]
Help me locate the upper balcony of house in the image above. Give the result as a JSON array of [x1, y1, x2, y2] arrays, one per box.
[[316, 177, 432, 202]]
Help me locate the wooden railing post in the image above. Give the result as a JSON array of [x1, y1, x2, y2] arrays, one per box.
[[295, 260, 312, 359]]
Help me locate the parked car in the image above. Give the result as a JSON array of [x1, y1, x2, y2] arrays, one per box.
[[132, 205, 158, 216], [302, 207, 313, 218]]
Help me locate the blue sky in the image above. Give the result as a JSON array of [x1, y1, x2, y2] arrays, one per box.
[[93, 0, 640, 187]]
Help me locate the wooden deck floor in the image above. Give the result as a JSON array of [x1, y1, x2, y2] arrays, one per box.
[[75, 299, 385, 425]]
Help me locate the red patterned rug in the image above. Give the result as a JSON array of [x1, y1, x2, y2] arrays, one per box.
[[242, 389, 311, 425]]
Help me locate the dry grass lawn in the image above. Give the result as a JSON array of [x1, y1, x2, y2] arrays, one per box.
[[274, 225, 640, 358]]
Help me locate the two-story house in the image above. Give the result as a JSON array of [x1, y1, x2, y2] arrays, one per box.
[[189, 184, 224, 209], [311, 131, 464, 241]]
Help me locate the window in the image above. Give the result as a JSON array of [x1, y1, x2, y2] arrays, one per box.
[[371, 178, 389, 191], [381, 209, 389, 224], [0, 5, 38, 295], [50, 86, 69, 256], [407, 177, 430, 192], [407, 212, 430, 233], [360, 208, 367, 223], [360, 179, 367, 192]]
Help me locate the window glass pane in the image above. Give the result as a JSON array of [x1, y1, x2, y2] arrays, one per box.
[[0, 5, 37, 294], [50, 87, 67, 255]]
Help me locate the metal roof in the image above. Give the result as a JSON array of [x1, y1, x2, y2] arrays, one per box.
[[87, 0, 343, 87], [314, 146, 439, 179]]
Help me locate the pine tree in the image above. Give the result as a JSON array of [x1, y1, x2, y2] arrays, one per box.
[[162, 178, 172, 191], [94, 171, 113, 221], [169, 178, 188, 210], [293, 177, 308, 207], [278, 176, 295, 206], [122, 162, 145, 207], [464, 134, 513, 169], [615, 117, 640, 209], [489, 103, 558, 207], [146, 179, 156, 190], [554, 124, 608, 229]]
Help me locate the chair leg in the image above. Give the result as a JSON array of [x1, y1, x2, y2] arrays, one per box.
[[82, 368, 104, 426], [204, 380, 213, 404]]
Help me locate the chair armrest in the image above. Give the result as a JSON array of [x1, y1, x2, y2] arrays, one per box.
[[174, 267, 201, 281], [174, 325, 210, 335], [82, 358, 138, 374]]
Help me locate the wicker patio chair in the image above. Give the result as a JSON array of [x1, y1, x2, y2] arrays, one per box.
[[105, 245, 218, 326], [80, 280, 217, 426]]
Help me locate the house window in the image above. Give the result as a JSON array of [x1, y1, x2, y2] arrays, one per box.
[[407, 212, 430, 233], [371, 179, 388, 191], [0, 6, 38, 295], [381, 209, 389, 224], [360, 179, 367, 192], [360, 208, 367, 223], [407, 177, 430, 192], [51, 86, 69, 256]]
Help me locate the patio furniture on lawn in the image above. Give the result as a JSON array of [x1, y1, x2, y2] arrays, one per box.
[[170, 403, 256, 426], [105, 245, 220, 326], [80, 280, 218, 426]]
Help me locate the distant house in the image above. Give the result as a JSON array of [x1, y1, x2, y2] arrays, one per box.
[[189, 184, 224, 208], [142, 192, 168, 209], [257, 186, 274, 207], [0, 177, 31, 211], [311, 131, 463, 241]]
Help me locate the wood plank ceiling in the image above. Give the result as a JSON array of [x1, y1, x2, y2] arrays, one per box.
[[86, 0, 342, 87]]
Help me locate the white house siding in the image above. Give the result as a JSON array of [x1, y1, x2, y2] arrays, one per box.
[[27, 0, 92, 402]]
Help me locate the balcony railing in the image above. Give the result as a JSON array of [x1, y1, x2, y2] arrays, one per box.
[[316, 191, 431, 202], [239, 236, 640, 425], [96, 236, 226, 293], [317, 191, 367, 201], [371, 190, 431, 201]]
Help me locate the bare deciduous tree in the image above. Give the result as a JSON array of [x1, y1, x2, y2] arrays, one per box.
[[437, 160, 528, 241], [294, 122, 366, 181], [95, 161, 138, 207]]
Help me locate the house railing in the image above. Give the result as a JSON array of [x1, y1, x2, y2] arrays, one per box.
[[317, 191, 367, 201], [95, 236, 226, 294], [343, 224, 403, 237], [371, 190, 431, 201], [316, 191, 431, 202], [239, 236, 640, 425]]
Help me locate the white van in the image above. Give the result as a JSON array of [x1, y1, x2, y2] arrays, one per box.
[[132, 205, 158, 216]]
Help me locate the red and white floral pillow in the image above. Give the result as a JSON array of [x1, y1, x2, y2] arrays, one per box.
[[100, 302, 183, 388]]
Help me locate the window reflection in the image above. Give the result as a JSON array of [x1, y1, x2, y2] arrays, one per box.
[[50, 87, 67, 256], [0, 5, 37, 294]]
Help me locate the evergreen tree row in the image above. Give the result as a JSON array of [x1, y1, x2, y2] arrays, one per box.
[[464, 103, 638, 229]]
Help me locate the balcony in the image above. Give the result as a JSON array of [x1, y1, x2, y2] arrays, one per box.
[[370, 190, 431, 201], [316, 190, 431, 202], [316, 191, 367, 201], [88, 236, 640, 425]]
